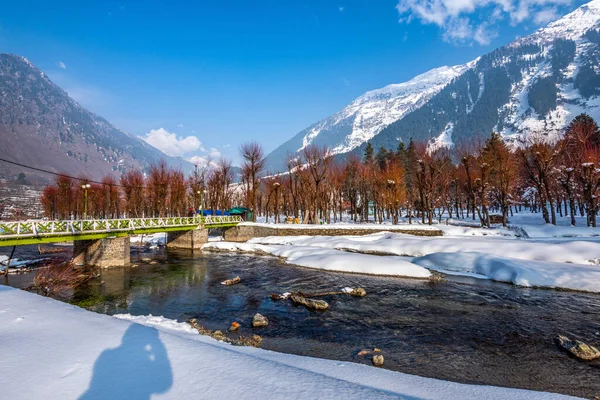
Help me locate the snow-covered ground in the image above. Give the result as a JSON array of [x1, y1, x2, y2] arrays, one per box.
[[207, 212, 600, 293], [0, 285, 581, 400], [0, 254, 49, 271], [255, 212, 599, 238], [242, 221, 441, 232], [204, 241, 431, 278]]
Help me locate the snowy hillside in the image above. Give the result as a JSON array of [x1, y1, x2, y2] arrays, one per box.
[[369, 0, 600, 151], [266, 0, 600, 170], [264, 63, 473, 171]]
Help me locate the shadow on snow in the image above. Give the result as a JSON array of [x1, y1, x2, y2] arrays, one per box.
[[79, 323, 173, 400]]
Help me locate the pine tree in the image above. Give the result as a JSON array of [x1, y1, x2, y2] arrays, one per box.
[[363, 142, 374, 164], [376, 145, 388, 171], [405, 138, 417, 223]]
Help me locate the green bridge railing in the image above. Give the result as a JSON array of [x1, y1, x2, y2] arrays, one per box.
[[0, 215, 242, 247]]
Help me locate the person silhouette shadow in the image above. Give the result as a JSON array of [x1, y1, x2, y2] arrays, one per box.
[[79, 323, 173, 400]]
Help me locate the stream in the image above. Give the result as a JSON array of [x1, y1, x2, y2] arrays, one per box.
[[2, 245, 600, 398]]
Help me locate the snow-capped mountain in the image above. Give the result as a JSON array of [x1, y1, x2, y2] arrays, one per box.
[[373, 0, 600, 152], [264, 63, 474, 171], [266, 0, 600, 171]]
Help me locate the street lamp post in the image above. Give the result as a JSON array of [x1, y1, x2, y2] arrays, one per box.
[[200, 190, 207, 221], [196, 190, 201, 222], [81, 183, 91, 219]]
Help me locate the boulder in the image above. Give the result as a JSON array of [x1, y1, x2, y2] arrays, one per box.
[[252, 313, 269, 328], [290, 293, 329, 310], [229, 321, 240, 331], [222, 276, 241, 286], [372, 354, 384, 367], [350, 288, 367, 297], [556, 335, 600, 361]]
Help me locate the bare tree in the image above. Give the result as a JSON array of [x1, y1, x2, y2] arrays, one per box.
[[302, 145, 332, 224], [240, 142, 265, 220]]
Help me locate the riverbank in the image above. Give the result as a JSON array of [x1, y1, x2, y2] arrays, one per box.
[[0, 284, 582, 400]]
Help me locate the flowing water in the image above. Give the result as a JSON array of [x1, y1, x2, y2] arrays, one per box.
[[2, 246, 600, 398]]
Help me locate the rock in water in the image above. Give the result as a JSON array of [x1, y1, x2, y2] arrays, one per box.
[[372, 354, 384, 367], [229, 321, 240, 331], [252, 313, 269, 328], [357, 349, 371, 357], [222, 276, 241, 286], [290, 293, 329, 310], [556, 335, 600, 361], [350, 288, 367, 297]]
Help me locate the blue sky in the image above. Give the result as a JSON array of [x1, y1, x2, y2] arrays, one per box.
[[0, 0, 586, 164]]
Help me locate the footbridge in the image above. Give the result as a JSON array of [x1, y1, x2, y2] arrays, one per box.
[[0, 216, 242, 267]]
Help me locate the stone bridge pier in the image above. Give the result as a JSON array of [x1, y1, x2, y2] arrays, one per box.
[[73, 236, 130, 267], [166, 228, 208, 250]]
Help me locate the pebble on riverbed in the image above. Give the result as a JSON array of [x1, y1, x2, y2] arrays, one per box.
[[187, 319, 262, 347], [372, 354, 384, 367], [357, 348, 382, 357], [252, 313, 269, 328], [290, 293, 329, 310], [428, 273, 446, 284], [221, 276, 241, 286], [556, 335, 600, 361]]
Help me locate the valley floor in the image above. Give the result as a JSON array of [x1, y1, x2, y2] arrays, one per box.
[[1, 211, 598, 399]]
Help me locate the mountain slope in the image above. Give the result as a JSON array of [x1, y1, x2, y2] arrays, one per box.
[[266, 0, 600, 169], [264, 63, 474, 171], [369, 0, 600, 152], [0, 54, 192, 181]]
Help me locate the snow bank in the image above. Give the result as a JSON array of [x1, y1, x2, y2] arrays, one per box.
[[0, 286, 579, 399], [129, 233, 166, 246], [512, 223, 600, 239], [248, 233, 600, 266], [240, 221, 440, 232], [413, 252, 600, 292], [203, 242, 431, 278], [113, 314, 198, 335], [437, 224, 518, 237], [0, 255, 49, 271]]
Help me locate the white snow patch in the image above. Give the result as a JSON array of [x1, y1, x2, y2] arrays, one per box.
[[202, 242, 432, 278], [413, 252, 600, 292], [428, 122, 455, 153], [113, 314, 198, 335]]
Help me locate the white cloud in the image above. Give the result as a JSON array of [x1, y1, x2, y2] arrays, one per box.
[[208, 148, 222, 158], [533, 7, 559, 24], [140, 128, 203, 157], [396, 0, 570, 46], [474, 23, 498, 45], [177, 123, 184, 128], [57, 61, 66, 69]]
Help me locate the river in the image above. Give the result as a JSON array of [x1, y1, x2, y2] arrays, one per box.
[[2, 245, 600, 398]]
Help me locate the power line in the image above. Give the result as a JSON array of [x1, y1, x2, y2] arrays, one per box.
[[0, 157, 201, 194], [0, 157, 123, 186]]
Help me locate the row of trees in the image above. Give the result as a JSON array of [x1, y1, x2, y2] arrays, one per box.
[[248, 113, 599, 228], [41, 114, 599, 227]]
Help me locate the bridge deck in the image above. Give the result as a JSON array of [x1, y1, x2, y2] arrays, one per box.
[[0, 216, 242, 247]]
